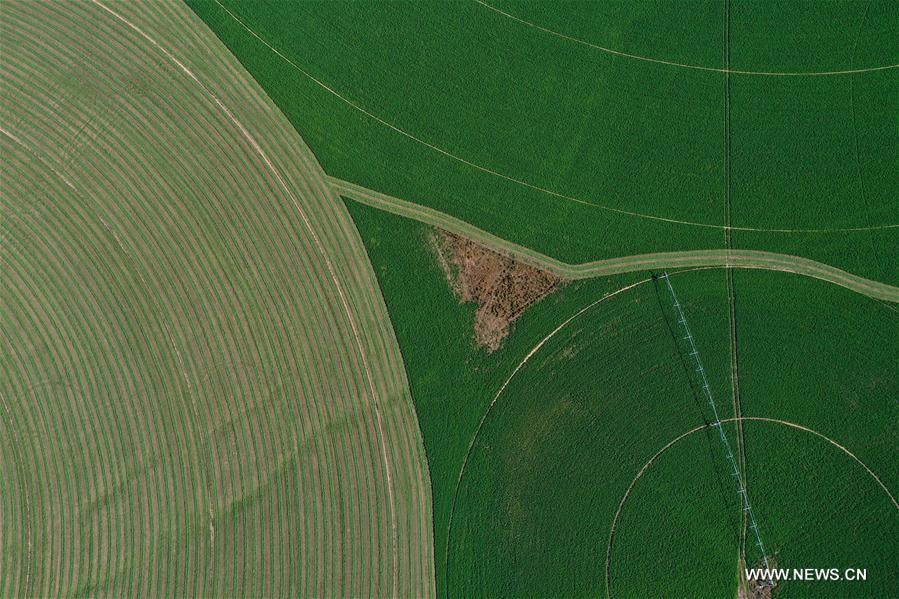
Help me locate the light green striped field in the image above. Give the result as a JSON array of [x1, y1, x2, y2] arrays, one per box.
[[0, 1, 432, 596]]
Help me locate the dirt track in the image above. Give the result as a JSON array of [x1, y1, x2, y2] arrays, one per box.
[[332, 177, 899, 303]]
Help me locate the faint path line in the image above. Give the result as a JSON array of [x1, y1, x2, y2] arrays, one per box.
[[443, 277, 655, 593], [475, 0, 899, 76], [1, 127, 76, 190], [90, 3, 400, 594], [721, 0, 750, 562], [877, 299, 899, 315], [333, 178, 899, 303], [212, 1, 898, 234], [604, 416, 898, 598]]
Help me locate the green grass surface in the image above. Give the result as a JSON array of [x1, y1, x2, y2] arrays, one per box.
[[734, 270, 898, 493], [189, 0, 898, 281], [611, 419, 898, 598], [348, 202, 896, 597], [186, 0, 722, 266], [729, 0, 897, 71], [729, 69, 898, 232], [447, 269, 733, 597], [610, 431, 740, 598], [743, 423, 898, 598], [489, 0, 725, 67], [344, 199, 648, 594]]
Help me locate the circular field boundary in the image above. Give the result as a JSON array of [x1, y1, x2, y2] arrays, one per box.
[[209, 1, 899, 234], [2, 1, 435, 594], [604, 416, 899, 598], [475, 0, 899, 77]]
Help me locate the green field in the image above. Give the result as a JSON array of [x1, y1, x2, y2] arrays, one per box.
[[4, 1, 897, 597], [446, 269, 735, 597], [345, 199, 647, 594], [190, 0, 898, 281], [347, 201, 897, 597]]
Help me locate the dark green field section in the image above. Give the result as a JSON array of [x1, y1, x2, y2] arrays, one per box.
[[448, 270, 737, 598], [729, 66, 899, 283], [734, 270, 898, 494], [728, 1, 897, 71], [345, 199, 644, 594], [190, 0, 898, 281], [489, 0, 725, 67], [347, 203, 897, 597], [612, 420, 898, 599]]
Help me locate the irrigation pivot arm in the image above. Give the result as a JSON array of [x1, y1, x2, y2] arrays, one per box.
[[657, 272, 773, 584]]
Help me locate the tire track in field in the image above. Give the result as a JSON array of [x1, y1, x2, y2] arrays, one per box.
[[333, 178, 899, 303], [442, 277, 659, 593], [721, 0, 751, 564], [604, 416, 899, 598], [475, 0, 899, 76], [208, 0, 899, 234]]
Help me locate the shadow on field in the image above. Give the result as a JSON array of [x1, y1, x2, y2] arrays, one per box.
[[651, 273, 741, 543]]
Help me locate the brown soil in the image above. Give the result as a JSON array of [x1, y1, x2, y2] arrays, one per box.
[[739, 579, 775, 599], [738, 557, 778, 599], [431, 230, 562, 351]]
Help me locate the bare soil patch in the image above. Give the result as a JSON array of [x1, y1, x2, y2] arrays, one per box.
[[738, 579, 775, 599], [431, 229, 562, 351], [738, 557, 777, 599]]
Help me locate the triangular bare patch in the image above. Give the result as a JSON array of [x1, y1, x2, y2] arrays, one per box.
[[431, 230, 562, 351]]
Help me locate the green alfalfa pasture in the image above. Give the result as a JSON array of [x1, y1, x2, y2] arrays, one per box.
[[452, 267, 898, 598], [446, 268, 738, 598], [188, 0, 724, 264], [729, 64, 899, 284], [190, 0, 897, 280], [344, 199, 649, 594], [346, 200, 732, 595], [347, 201, 897, 597], [611, 421, 898, 598]]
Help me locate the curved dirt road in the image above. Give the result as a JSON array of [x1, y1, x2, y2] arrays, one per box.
[[331, 177, 899, 303]]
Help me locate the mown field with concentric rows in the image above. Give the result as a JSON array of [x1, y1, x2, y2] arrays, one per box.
[[1, 1, 432, 596]]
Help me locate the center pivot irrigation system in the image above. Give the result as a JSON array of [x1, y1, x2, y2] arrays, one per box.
[[658, 272, 774, 587]]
